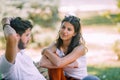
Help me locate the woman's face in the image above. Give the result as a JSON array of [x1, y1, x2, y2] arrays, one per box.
[[59, 21, 76, 41]]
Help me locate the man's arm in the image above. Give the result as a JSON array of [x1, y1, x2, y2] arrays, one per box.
[[2, 18, 19, 64]]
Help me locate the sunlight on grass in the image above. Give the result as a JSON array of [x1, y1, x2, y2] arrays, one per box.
[[88, 71, 98, 75], [88, 63, 120, 80]]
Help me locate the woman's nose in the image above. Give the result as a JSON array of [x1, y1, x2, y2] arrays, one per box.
[[63, 28, 67, 33]]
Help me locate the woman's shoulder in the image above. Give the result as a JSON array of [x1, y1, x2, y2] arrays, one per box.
[[74, 44, 87, 55], [76, 44, 85, 49], [48, 42, 56, 48]]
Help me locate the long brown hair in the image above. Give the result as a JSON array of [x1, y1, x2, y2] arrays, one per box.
[[56, 15, 86, 55]]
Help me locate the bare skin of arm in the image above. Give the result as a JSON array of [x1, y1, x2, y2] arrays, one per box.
[[42, 43, 85, 68], [40, 55, 78, 68], [40, 43, 79, 68], [5, 34, 18, 63], [65, 61, 78, 68], [39, 55, 60, 69], [2, 18, 19, 64]]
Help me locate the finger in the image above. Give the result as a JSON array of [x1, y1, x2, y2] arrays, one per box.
[[3, 25, 16, 37], [1, 17, 11, 26]]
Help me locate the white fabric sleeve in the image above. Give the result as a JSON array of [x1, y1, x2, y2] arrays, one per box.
[[0, 55, 14, 74]]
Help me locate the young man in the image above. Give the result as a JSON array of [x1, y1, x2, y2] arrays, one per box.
[[0, 17, 46, 80]]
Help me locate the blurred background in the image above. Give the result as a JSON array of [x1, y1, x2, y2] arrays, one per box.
[[0, 0, 120, 80]]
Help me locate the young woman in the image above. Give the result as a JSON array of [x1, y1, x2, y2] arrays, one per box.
[[40, 15, 88, 80]]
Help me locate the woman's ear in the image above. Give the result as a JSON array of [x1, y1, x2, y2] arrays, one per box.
[[73, 33, 76, 37]]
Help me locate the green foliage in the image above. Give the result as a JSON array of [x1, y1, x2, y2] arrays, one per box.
[[0, 0, 60, 49], [81, 15, 114, 25], [117, 0, 120, 8], [0, 73, 1, 80], [12, 2, 24, 9], [0, 38, 6, 49], [112, 40, 120, 60], [9, 0, 25, 9], [110, 14, 120, 23], [34, 62, 49, 80], [28, 0, 60, 28], [0, 32, 6, 49], [117, 23, 120, 33]]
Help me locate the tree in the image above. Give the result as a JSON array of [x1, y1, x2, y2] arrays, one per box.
[[28, 0, 60, 28], [117, 0, 120, 8]]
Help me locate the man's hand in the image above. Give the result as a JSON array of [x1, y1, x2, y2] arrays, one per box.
[[1, 17, 16, 37], [1, 17, 11, 26]]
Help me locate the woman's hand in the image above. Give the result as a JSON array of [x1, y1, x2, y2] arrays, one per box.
[[65, 61, 78, 68], [42, 43, 57, 55]]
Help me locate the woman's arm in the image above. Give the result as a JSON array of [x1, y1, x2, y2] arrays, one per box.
[[40, 55, 78, 68], [43, 45, 85, 68], [65, 61, 78, 68], [40, 45, 59, 69], [40, 55, 61, 69], [40, 44, 78, 68]]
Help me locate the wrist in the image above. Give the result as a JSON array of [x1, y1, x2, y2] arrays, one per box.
[[3, 25, 16, 37], [3, 24, 10, 30]]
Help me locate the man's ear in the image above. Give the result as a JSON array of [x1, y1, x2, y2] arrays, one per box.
[[16, 33, 20, 40]]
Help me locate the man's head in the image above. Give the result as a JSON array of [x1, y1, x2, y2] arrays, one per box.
[[10, 17, 33, 36], [10, 17, 33, 49]]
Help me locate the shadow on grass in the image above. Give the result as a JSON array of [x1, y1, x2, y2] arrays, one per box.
[[88, 66, 120, 80]]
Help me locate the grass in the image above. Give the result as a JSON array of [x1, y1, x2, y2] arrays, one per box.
[[81, 15, 115, 26], [37, 60, 120, 80], [88, 62, 120, 80], [0, 63, 119, 80], [0, 73, 1, 80]]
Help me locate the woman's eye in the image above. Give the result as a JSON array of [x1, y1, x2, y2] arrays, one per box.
[[26, 34, 30, 37], [62, 26, 65, 29], [68, 28, 71, 31]]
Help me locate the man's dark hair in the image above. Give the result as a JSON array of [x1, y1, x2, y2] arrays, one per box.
[[10, 17, 33, 36]]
